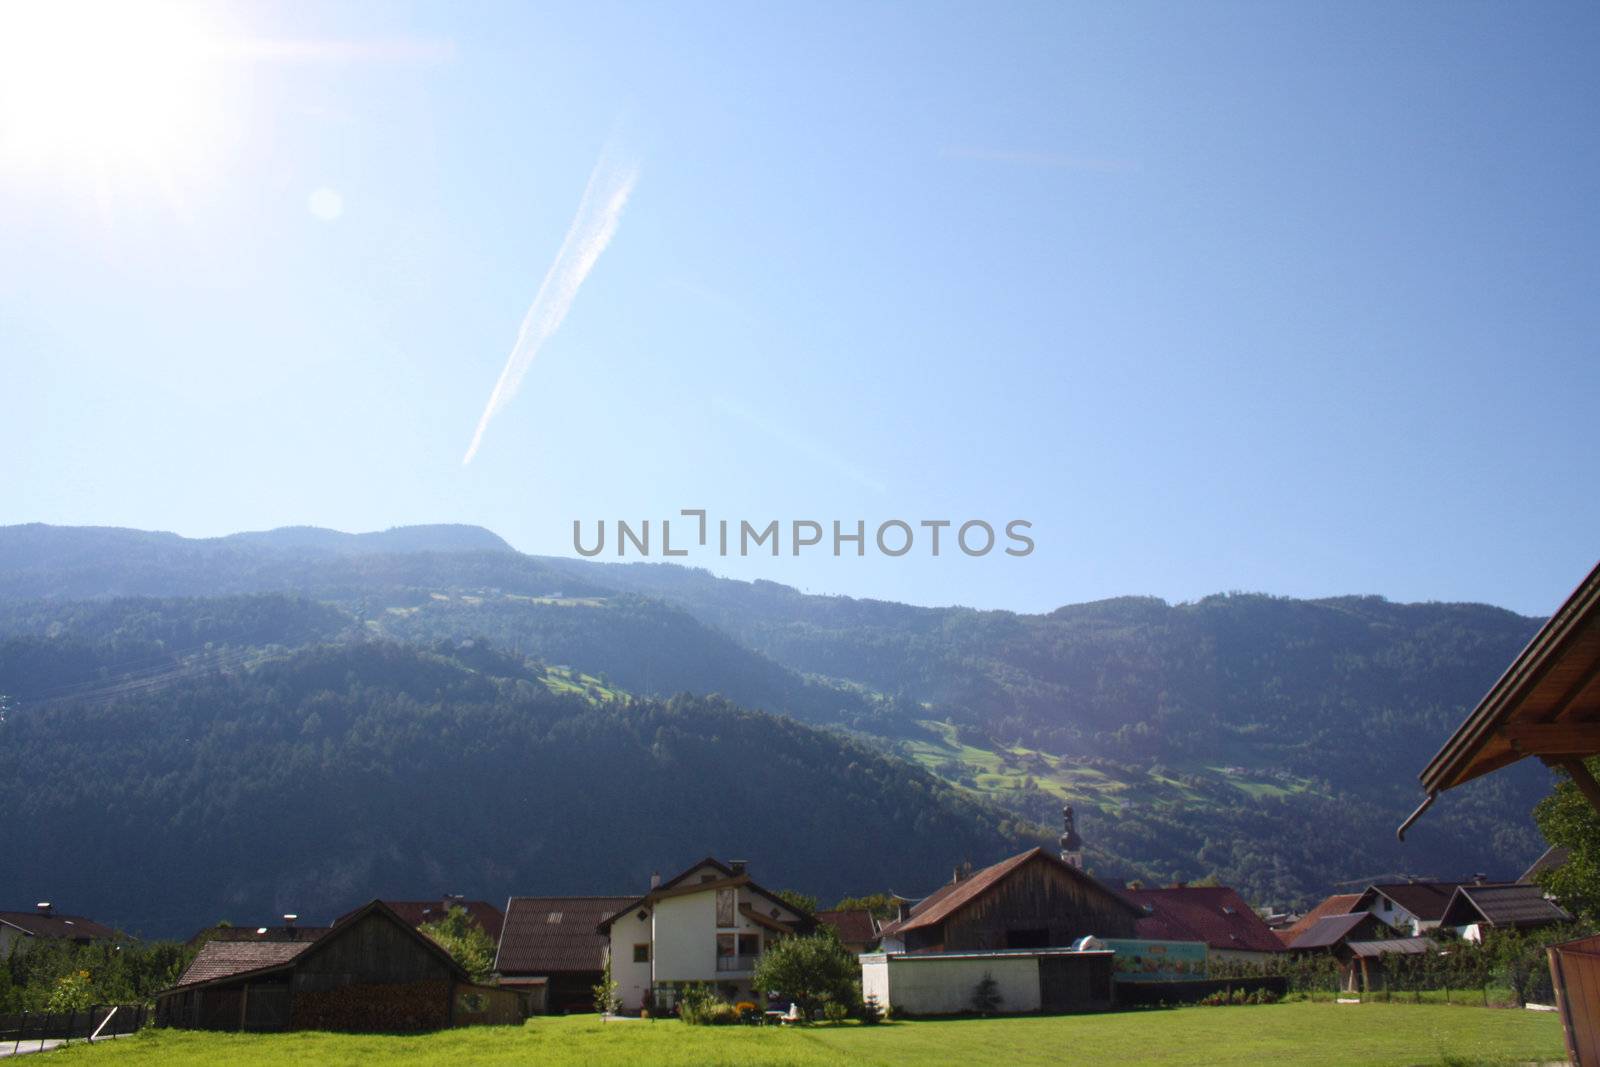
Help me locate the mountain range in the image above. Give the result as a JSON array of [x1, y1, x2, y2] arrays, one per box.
[[0, 522, 1554, 936]]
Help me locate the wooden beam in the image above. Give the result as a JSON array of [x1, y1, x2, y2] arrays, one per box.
[[1553, 757, 1600, 815], [1499, 722, 1600, 757]]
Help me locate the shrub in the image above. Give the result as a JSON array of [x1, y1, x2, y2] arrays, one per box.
[[752, 932, 859, 1023], [676, 983, 721, 1026], [971, 972, 1003, 1014], [860, 992, 884, 1024], [823, 1001, 850, 1023]]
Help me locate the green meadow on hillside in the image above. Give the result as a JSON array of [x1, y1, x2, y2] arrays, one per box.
[[51, 1003, 1565, 1067]]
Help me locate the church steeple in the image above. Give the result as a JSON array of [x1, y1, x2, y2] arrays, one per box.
[[1059, 805, 1084, 869]]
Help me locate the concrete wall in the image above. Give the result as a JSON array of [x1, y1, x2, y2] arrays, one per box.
[[608, 909, 653, 1011], [864, 954, 1041, 1016]]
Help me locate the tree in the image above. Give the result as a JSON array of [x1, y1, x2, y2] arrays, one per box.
[[751, 933, 857, 1021], [46, 970, 93, 1013], [593, 954, 620, 1015], [420, 905, 496, 983], [971, 971, 1003, 1014], [774, 889, 819, 915], [831, 893, 901, 920], [1532, 759, 1600, 921]]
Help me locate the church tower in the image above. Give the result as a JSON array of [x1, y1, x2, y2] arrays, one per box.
[[1059, 805, 1084, 869]]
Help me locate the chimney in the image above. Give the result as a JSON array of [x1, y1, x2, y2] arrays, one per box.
[[729, 860, 748, 876], [282, 913, 298, 928], [35, 902, 52, 916], [649, 871, 661, 889]]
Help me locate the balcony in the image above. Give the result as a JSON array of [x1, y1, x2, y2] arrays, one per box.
[[716, 954, 760, 973]]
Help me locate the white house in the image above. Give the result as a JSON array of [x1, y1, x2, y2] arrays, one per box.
[[596, 858, 812, 1012], [1350, 882, 1465, 937]]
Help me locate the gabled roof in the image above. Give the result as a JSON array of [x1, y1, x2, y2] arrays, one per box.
[[815, 909, 879, 945], [596, 858, 810, 933], [172, 939, 316, 989], [0, 911, 120, 942], [1285, 912, 1386, 950], [164, 899, 468, 994], [1355, 882, 1463, 922], [1522, 845, 1570, 884], [880, 849, 1141, 939], [1120, 886, 1285, 953], [496, 896, 633, 975], [1440, 883, 1571, 929], [188, 924, 329, 947], [1275, 894, 1362, 946], [340, 900, 505, 943], [1347, 937, 1435, 958]]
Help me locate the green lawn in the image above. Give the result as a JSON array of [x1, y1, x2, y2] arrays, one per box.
[[51, 1002, 1567, 1067]]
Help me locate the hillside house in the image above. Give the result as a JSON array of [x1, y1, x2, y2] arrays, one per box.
[[155, 900, 519, 1031], [596, 858, 813, 1012], [1120, 885, 1286, 965], [877, 848, 1141, 954], [0, 903, 120, 955], [1438, 883, 1570, 942], [495, 895, 632, 1014]]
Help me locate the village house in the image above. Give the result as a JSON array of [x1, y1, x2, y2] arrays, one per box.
[[814, 909, 881, 955], [877, 847, 1141, 954], [1273, 893, 1363, 947], [596, 858, 813, 1013], [1281, 911, 1394, 955], [1437, 883, 1570, 942], [0, 903, 120, 955], [1120, 884, 1286, 966], [495, 895, 633, 1015], [1350, 881, 1470, 936], [155, 899, 520, 1031]]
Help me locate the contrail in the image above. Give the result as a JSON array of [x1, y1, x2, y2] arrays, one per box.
[[463, 151, 638, 464]]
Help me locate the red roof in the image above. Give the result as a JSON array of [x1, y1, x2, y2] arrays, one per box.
[[1275, 894, 1362, 946], [495, 896, 634, 976], [879, 848, 1141, 939], [172, 940, 315, 988], [1120, 886, 1285, 953], [816, 909, 879, 946], [0, 910, 120, 942]]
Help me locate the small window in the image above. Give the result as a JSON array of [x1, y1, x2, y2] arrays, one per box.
[[738, 934, 760, 956], [633, 943, 650, 963], [717, 933, 736, 957], [547, 912, 563, 924]]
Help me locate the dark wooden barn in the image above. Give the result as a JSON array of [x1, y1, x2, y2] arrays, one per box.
[[878, 848, 1142, 953], [155, 899, 521, 1032]]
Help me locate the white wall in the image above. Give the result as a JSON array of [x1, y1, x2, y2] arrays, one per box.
[[609, 908, 654, 1011], [865, 954, 1041, 1016]]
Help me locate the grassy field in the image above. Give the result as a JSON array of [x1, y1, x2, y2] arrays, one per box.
[[50, 1002, 1566, 1067]]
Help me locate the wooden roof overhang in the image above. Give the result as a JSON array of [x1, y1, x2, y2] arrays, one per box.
[[1401, 560, 1600, 838]]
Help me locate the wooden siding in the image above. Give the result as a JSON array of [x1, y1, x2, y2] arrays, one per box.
[[931, 856, 1138, 951], [291, 912, 456, 994]]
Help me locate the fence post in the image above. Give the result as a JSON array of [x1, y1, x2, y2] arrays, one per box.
[[12, 1010, 24, 1056]]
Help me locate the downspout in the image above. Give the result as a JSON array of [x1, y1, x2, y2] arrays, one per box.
[[1395, 792, 1436, 841]]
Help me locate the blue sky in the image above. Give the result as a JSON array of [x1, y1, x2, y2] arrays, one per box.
[[1, 1, 1596, 616]]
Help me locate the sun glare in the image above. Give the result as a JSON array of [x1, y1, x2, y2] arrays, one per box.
[[0, 0, 224, 188]]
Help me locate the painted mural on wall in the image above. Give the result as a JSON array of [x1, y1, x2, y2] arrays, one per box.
[[1101, 939, 1209, 982]]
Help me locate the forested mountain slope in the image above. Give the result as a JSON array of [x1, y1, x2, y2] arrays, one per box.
[[0, 523, 1557, 915]]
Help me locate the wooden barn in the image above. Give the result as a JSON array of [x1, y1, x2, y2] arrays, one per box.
[[155, 899, 521, 1032], [877, 848, 1142, 954]]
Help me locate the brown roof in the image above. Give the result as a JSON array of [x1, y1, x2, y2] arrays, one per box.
[[0, 911, 120, 942], [1276, 894, 1362, 946], [1415, 560, 1600, 804], [1121, 886, 1286, 953], [1285, 912, 1387, 950], [1357, 882, 1462, 922], [1522, 845, 1570, 884], [172, 940, 315, 988], [1440, 884, 1571, 929], [597, 858, 812, 934], [815, 909, 879, 945], [1347, 937, 1435, 958], [188, 925, 329, 946], [495, 896, 633, 976], [880, 848, 1141, 939], [337, 899, 505, 943]]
